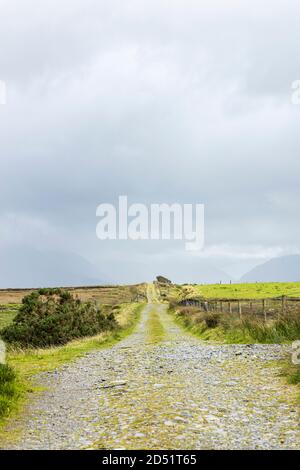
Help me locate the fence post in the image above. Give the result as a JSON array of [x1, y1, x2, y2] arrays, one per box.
[[220, 301, 223, 313], [228, 302, 232, 313], [281, 296, 286, 316], [262, 299, 267, 322], [238, 301, 242, 318]]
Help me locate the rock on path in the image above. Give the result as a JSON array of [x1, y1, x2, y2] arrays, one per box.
[[4, 301, 300, 449]]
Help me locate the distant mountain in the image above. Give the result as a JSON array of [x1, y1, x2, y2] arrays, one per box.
[[240, 255, 300, 283], [0, 245, 108, 288]]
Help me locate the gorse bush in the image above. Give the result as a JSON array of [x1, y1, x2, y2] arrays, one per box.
[[1, 289, 117, 347], [0, 364, 18, 419]]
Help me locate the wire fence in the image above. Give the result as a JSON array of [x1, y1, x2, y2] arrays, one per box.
[[177, 296, 300, 320]]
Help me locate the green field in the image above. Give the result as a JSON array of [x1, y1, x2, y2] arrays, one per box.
[[184, 282, 300, 300], [0, 306, 19, 329]]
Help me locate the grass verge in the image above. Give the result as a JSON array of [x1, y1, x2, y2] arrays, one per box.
[[0, 302, 144, 436], [170, 306, 300, 344], [0, 365, 22, 421]]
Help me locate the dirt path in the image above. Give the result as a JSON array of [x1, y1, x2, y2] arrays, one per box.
[[4, 284, 300, 449]]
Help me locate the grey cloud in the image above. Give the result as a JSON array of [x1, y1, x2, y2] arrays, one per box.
[[1, 0, 300, 285]]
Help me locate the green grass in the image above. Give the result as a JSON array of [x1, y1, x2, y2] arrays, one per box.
[[189, 282, 300, 299], [0, 311, 17, 330], [0, 364, 22, 420], [146, 308, 165, 343], [287, 367, 300, 385], [170, 307, 229, 343], [0, 302, 145, 434], [0, 304, 20, 330]]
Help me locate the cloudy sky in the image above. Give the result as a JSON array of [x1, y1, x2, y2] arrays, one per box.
[[1, 0, 300, 286]]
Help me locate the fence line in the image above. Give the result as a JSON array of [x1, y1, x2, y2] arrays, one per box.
[[177, 296, 300, 320]]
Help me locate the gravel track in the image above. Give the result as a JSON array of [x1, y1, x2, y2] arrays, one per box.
[[4, 289, 300, 450]]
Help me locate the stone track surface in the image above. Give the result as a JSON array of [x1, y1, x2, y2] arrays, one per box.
[[4, 287, 300, 449]]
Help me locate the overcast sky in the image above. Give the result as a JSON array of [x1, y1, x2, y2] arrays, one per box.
[[1, 0, 300, 285]]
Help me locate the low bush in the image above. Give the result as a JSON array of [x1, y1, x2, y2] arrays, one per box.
[[176, 307, 221, 328], [201, 311, 221, 328], [1, 289, 117, 348]]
